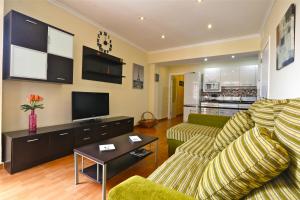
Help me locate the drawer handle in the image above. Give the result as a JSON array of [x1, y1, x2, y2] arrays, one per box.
[[83, 128, 91, 132], [25, 19, 37, 25], [59, 133, 69, 136], [83, 137, 90, 141], [101, 132, 108, 136], [101, 125, 108, 128], [56, 77, 66, 81], [115, 122, 121, 125], [27, 138, 39, 143]]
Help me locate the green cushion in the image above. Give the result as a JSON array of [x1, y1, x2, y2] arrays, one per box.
[[188, 114, 230, 128], [214, 111, 254, 152], [198, 127, 290, 200], [167, 123, 221, 142], [108, 175, 195, 200], [245, 172, 300, 200], [274, 99, 300, 189], [148, 152, 210, 197], [176, 134, 217, 159]]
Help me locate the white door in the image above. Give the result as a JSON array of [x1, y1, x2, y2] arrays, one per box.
[[261, 41, 270, 98], [48, 27, 73, 59], [10, 45, 47, 80], [184, 72, 201, 105]]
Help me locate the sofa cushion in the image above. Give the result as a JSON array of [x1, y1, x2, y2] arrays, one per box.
[[198, 127, 290, 200], [251, 100, 288, 131], [244, 172, 300, 200], [148, 152, 210, 198], [214, 111, 254, 152], [167, 123, 221, 142], [176, 134, 217, 159], [274, 99, 300, 189]]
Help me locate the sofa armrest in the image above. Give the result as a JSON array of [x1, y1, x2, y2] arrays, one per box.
[[188, 113, 230, 128], [108, 176, 195, 200]]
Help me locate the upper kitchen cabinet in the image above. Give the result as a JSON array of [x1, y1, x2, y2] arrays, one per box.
[[221, 66, 239, 86], [3, 10, 74, 84], [239, 65, 258, 86], [203, 68, 221, 83], [47, 27, 73, 59]]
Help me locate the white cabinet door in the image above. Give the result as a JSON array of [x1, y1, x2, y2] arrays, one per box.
[[10, 45, 47, 80], [221, 66, 239, 86], [240, 65, 258, 86], [203, 68, 221, 82], [48, 27, 73, 59]]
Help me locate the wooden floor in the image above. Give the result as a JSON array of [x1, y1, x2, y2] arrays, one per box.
[[0, 117, 182, 200]]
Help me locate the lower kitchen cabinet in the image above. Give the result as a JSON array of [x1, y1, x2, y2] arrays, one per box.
[[2, 116, 133, 174]]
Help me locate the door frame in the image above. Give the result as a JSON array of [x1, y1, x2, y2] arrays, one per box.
[[260, 36, 271, 98], [168, 73, 184, 119]]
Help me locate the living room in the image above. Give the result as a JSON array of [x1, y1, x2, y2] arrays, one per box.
[[0, 0, 299, 200]]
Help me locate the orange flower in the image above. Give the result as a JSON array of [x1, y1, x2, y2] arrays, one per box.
[[28, 94, 43, 103]]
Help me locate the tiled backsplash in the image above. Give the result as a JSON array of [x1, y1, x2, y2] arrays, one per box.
[[202, 86, 257, 97]]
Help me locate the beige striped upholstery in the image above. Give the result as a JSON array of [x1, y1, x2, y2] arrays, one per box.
[[148, 152, 210, 198], [273, 99, 300, 189], [166, 123, 221, 142], [245, 172, 300, 200], [251, 100, 288, 131], [214, 111, 254, 152], [176, 134, 217, 159], [198, 127, 290, 200]]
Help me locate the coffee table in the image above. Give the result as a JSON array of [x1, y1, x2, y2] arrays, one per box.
[[74, 132, 158, 200]]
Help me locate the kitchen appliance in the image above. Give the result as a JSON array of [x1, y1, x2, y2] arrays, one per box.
[[203, 82, 221, 92], [72, 91, 109, 122], [183, 72, 202, 122]]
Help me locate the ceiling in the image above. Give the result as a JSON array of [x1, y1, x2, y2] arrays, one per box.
[[51, 0, 274, 51]]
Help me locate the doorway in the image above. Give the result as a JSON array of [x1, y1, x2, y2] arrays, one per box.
[[168, 74, 184, 119]]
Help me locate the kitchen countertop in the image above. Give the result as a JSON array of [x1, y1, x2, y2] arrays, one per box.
[[201, 100, 255, 104]]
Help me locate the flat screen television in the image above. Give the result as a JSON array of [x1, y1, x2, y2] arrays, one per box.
[[72, 91, 109, 122]]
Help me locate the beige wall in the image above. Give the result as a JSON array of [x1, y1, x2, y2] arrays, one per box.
[[261, 0, 300, 98], [0, 0, 3, 163], [2, 0, 148, 132]]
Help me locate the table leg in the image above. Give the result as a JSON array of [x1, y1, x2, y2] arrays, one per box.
[[102, 164, 107, 200], [155, 140, 158, 164], [74, 152, 79, 185], [97, 164, 99, 182], [81, 156, 84, 172]]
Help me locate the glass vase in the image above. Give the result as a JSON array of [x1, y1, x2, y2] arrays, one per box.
[[29, 110, 37, 133]]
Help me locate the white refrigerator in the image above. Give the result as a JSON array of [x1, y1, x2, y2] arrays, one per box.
[[183, 72, 202, 122]]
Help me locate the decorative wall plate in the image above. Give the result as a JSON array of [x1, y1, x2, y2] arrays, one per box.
[[97, 31, 112, 54]]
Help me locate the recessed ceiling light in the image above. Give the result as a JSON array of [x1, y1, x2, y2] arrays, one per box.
[[231, 55, 235, 59], [161, 34, 166, 39], [197, 0, 203, 3], [204, 58, 208, 62], [208, 24, 212, 29], [139, 16, 144, 21]]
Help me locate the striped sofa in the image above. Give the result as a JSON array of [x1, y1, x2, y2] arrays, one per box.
[[108, 99, 300, 200]]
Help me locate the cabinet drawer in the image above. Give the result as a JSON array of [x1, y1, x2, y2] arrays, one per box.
[[11, 11, 48, 52], [47, 54, 73, 84], [75, 131, 94, 147], [12, 135, 49, 172], [49, 130, 74, 158]]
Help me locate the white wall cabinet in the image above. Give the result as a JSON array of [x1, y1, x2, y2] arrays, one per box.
[[10, 45, 47, 80], [221, 66, 239, 86], [240, 65, 257, 86], [203, 68, 221, 82], [47, 27, 73, 59]]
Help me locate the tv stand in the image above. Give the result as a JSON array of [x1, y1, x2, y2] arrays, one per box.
[[2, 116, 134, 174], [77, 118, 103, 125]]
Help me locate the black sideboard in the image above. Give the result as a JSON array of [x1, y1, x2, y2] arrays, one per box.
[[2, 116, 134, 174]]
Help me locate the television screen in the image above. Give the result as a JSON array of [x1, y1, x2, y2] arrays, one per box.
[[72, 92, 109, 121]]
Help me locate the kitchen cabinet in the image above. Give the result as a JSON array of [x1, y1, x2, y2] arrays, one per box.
[[221, 66, 239, 86], [10, 11, 48, 52], [240, 65, 257, 86], [47, 54, 73, 84], [47, 27, 73, 59], [203, 68, 221, 83], [10, 45, 47, 80]]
